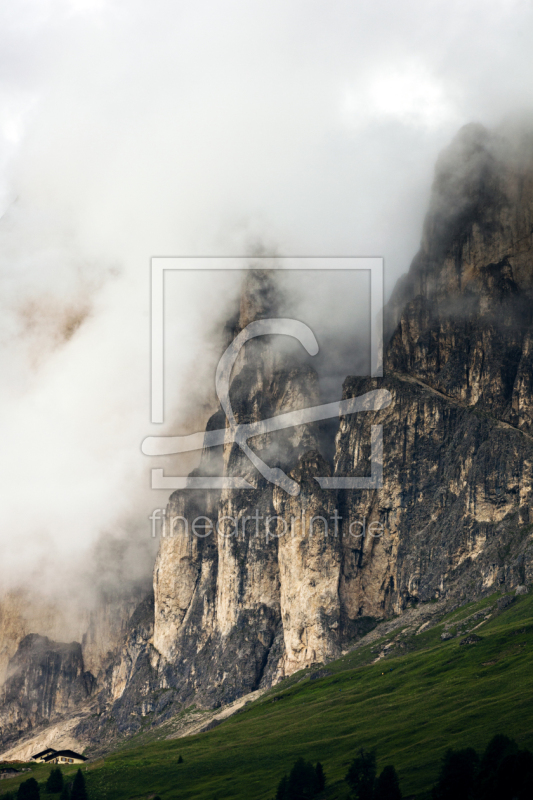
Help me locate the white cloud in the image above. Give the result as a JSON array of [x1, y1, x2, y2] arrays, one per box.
[[0, 0, 532, 597], [342, 62, 460, 131]]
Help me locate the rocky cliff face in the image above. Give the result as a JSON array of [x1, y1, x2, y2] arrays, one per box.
[[0, 586, 150, 754], [387, 122, 533, 425], [0, 591, 88, 688], [148, 122, 533, 707], [375, 122, 533, 607], [1, 121, 533, 753], [81, 588, 151, 679], [0, 635, 94, 747], [152, 271, 333, 706]]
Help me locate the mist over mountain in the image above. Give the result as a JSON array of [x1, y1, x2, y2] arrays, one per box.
[[1, 0, 533, 605], [2, 120, 533, 759], [1, 0, 533, 767]]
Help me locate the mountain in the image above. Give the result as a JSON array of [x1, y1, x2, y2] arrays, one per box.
[[147, 121, 533, 706], [1, 121, 532, 757], [6, 589, 533, 799], [0, 635, 94, 743]]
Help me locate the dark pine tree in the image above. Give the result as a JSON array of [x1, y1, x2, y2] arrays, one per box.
[[489, 747, 533, 800], [374, 765, 402, 800], [476, 734, 517, 800], [514, 749, 533, 800], [70, 770, 87, 800], [345, 748, 377, 800], [17, 778, 40, 800], [432, 748, 478, 800], [46, 768, 64, 794], [315, 763, 326, 792], [59, 784, 70, 800], [287, 758, 318, 800], [276, 774, 289, 800]]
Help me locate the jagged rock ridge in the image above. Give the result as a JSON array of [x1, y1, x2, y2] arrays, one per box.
[[1, 122, 533, 753], [149, 122, 533, 707]]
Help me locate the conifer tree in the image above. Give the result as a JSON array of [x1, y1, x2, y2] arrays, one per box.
[[315, 763, 326, 792], [374, 765, 402, 800], [17, 778, 40, 800], [345, 749, 376, 800], [275, 774, 288, 800], [432, 748, 478, 800], [46, 768, 64, 793], [70, 770, 87, 800]]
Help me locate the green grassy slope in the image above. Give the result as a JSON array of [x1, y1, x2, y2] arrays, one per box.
[[3, 590, 533, 800]]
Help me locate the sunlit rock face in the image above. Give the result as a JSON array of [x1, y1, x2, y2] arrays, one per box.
[[273, 451, 342, 678], [152, 270, 335, 705], [152, 124, 533, 706], [3, 123, 533, 752]]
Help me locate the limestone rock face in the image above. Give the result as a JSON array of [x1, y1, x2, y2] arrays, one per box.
[[150, 123, 533, 705], [0, 586, 152, 753], [82, 589, 150, 680], [387, 123, 533, 429], [335, 373, 533, 619], [0, 592, 87, 688], [273, 451, 342, 676], [151, 270, 332, 705], [339, 123, 533, 617], [2, 123, 533, 752], [0, 635, 94, 747], [0, 586, 150, 692]]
